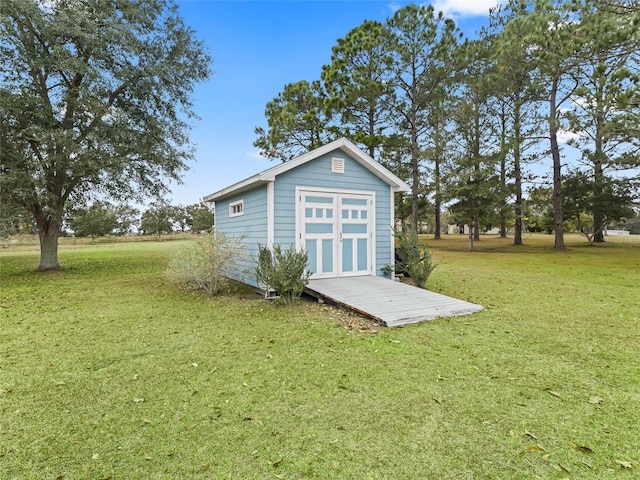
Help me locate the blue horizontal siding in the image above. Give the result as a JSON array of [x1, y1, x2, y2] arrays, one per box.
[[274, 150, 393, 277], [214, 186, 268, 286]]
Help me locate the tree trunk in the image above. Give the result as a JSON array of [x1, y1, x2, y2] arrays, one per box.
[[592, 142, 605, 243], [593, 215, 605, 242], [434, 198, 441, 239], [592, 65, 606, 243], [410, 117, 420, 234], [549, 77, 565, 249], [37, 217, 61, 270], [499, 102, 508, 238], [368, 106, 376, 160], [472, 109, 481, 243], [592, 168, 605, 243], [433, 152, 441, 240], [468, 223, 474, 251], [513, 99, 523, 245], [409, 70, 420, 235]]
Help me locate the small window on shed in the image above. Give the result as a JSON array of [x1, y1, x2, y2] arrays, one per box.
[[331, 157, 345, 174], [229, 200, 244, 217]]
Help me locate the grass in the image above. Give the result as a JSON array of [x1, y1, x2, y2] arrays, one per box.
[[1, 235, 639, 479]]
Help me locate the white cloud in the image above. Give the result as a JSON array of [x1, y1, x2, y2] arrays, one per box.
[[572, 97, 589, 108], [430, 0, 501, 18], [557, 129, 580, 144], [246, 150, 269, 161]]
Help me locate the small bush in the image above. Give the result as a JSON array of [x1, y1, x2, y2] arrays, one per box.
[[394, 230, 436, 289], [255, 244, 310, 305], [167, 233, 246, 295]]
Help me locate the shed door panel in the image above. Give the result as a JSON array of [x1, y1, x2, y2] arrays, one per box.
[[298, 190, 373, 279], [300, 193, 337, 277], [339, 195, 372, 277]]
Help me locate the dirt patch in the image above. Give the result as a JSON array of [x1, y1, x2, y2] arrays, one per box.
[[319, 303, 381, 333]]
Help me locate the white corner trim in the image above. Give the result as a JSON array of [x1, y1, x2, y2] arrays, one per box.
[[390, 190, 396, 271], [267, 182, 275, 247], [370, 192, 377, 276]]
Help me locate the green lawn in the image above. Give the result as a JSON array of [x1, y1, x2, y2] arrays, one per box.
[[1, 235, 639, 479]]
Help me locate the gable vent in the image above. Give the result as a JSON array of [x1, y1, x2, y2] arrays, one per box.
[[331, 157, 345, 174]]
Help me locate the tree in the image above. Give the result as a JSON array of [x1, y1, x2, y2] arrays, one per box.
[[491, 0, 545, 245], [565, 7, 640, 242], [447, 38, 502, 247], [513, 0, 639, 249], [599, 1, 640, 15], [383, 4, 460, 233], [0, 0, 211, 270], [446, 136, 501, 250], [113, 204, 140, 236], [69, 200, 118, 242], [321, 20, 394, 160], [254, 80, 333, 161], [185, 202, 215, 232], [169, 205, 190, 232], [525, 186, 555, 233], [616, 211, 640, 234], [517, 0, 588, 249], [140, 201, 176, 238], [562, 170, 637, 244], [423, 107, 452, 239], [0, 202, 30, 235]]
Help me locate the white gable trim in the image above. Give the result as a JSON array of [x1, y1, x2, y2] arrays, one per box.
[[204, 138, 410, 203], [263, 138, 409, 189]]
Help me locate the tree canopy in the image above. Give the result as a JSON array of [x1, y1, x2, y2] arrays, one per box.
[[0, 0, 211, 269], [254, 0, 640, 244], [254, 80, 331, 161]]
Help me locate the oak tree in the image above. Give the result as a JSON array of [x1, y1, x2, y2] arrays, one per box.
[[0, 0, 211, 269], [69, 200, 118, 242]]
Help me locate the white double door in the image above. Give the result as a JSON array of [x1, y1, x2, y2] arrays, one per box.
[[297, 188, 374, 279]]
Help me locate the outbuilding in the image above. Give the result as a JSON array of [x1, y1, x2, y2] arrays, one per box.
[[205, 137, 483, 327], [203, 137, 410, 287]]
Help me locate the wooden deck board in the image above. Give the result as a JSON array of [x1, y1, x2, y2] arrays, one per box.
[[306, 276, 482, 327]]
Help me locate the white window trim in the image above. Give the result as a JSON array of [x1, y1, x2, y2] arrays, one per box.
[[229, 199, 244, 218]]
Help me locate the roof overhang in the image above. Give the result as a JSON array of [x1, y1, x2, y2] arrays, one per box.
[[203, 177, 271, 203], [204, 137, 410, 203]]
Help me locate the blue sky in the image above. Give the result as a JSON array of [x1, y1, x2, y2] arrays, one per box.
[[170, 0, 500, 206]]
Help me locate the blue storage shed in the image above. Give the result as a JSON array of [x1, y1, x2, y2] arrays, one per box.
[[203, 138, 410, 287]]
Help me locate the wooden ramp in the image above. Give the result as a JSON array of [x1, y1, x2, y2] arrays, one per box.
[[306, 276, 482, 327]]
